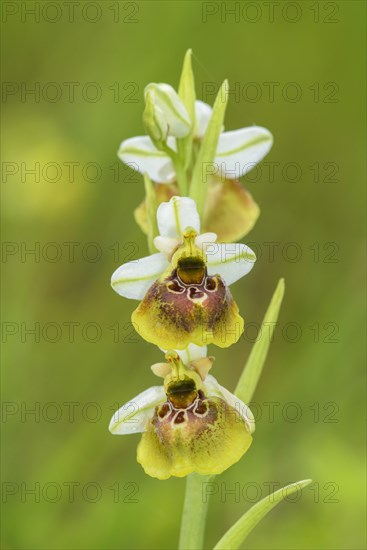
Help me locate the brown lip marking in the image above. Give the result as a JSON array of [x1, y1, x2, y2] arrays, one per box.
[[174, 411, 186, 424], [154, 395, 220, 431], [132, 266, 243, 348], [167, 280, 185, 293], [165, 269, 220, 306]]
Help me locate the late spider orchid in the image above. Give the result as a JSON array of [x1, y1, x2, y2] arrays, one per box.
[[111, 196, 256, 349], [109, 346, 255, 480], [107, 50, 310, 548], [118, 99, 272, 183]]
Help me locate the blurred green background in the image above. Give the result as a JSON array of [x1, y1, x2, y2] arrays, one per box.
[[1, 1, 366, 549]]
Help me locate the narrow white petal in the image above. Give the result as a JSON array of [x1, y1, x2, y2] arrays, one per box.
[[109, 386, 165, 435], [177, 344, 208, 365], [205, 242, 256, 285], [153, 236, 180, 258], [195, 100, 213, 138], [145, 83, 191, 138], [111, 253, 168, 300], [195, 232, 217, 254], [215, 127, 273, 178], [157, 196, 201, 238], [118, 135, 176, 183], [204, 375, 255, 433], [151, 362, 171, 378]]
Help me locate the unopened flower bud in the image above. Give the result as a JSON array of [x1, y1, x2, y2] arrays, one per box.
[[144, 83, 191, 139]]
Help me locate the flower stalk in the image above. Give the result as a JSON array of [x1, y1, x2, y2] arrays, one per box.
[[174, 154, 189, 195], [143, 173, 159, 254], [179, 473, 214, 550]]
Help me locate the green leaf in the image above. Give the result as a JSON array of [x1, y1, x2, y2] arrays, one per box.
[[143, 172, 159, 254], [213, 479, 312, 550], [177, 49, 196, 171], [190, 80, 228, 218], [235, 278, 285, 404]]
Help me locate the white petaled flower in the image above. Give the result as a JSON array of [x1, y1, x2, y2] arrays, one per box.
[[109, 346, 255, 480], [111, 196, 256, 349], [118, 99, 273, 183]]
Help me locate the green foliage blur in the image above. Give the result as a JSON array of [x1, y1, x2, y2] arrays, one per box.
[[2, 1, 365, 549]]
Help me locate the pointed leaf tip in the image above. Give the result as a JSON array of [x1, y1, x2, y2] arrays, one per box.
[[213, 479, 313, 550], [177, 48, 196, 172]]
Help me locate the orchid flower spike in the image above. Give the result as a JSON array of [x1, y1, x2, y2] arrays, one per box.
[[111, 196, 256, 349], [109, 345, 255, 480]]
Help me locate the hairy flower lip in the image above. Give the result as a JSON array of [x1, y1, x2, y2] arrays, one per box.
[[131, 269, 244, 349]]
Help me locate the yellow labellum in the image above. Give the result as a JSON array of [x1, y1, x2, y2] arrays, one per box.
[[137, 393, 252, 480]]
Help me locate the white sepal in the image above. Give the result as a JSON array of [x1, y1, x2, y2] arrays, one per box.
[[111, 253, 168, 300], [109, 386, 165, 435], [205, 242, 256, 285], [117, 135, 175, 183], [215, 127, 273, 178], [157, 196, 201, 238]]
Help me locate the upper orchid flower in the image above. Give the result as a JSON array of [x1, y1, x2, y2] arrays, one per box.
[[118, 99, 272, 183], [120, 82, 192, 183], [111, 196, 256, 349], [109, 346, 255, 480]]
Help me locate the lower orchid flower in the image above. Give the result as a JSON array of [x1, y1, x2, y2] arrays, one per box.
[[111, 196, 256, 349], [109, 345, 255, 480]]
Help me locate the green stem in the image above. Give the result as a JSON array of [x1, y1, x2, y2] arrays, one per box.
[[143, 173, 159, 254], [175, 159, 188, 195], [160, 142, 188, 195], [179, 473, 213, 550]]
